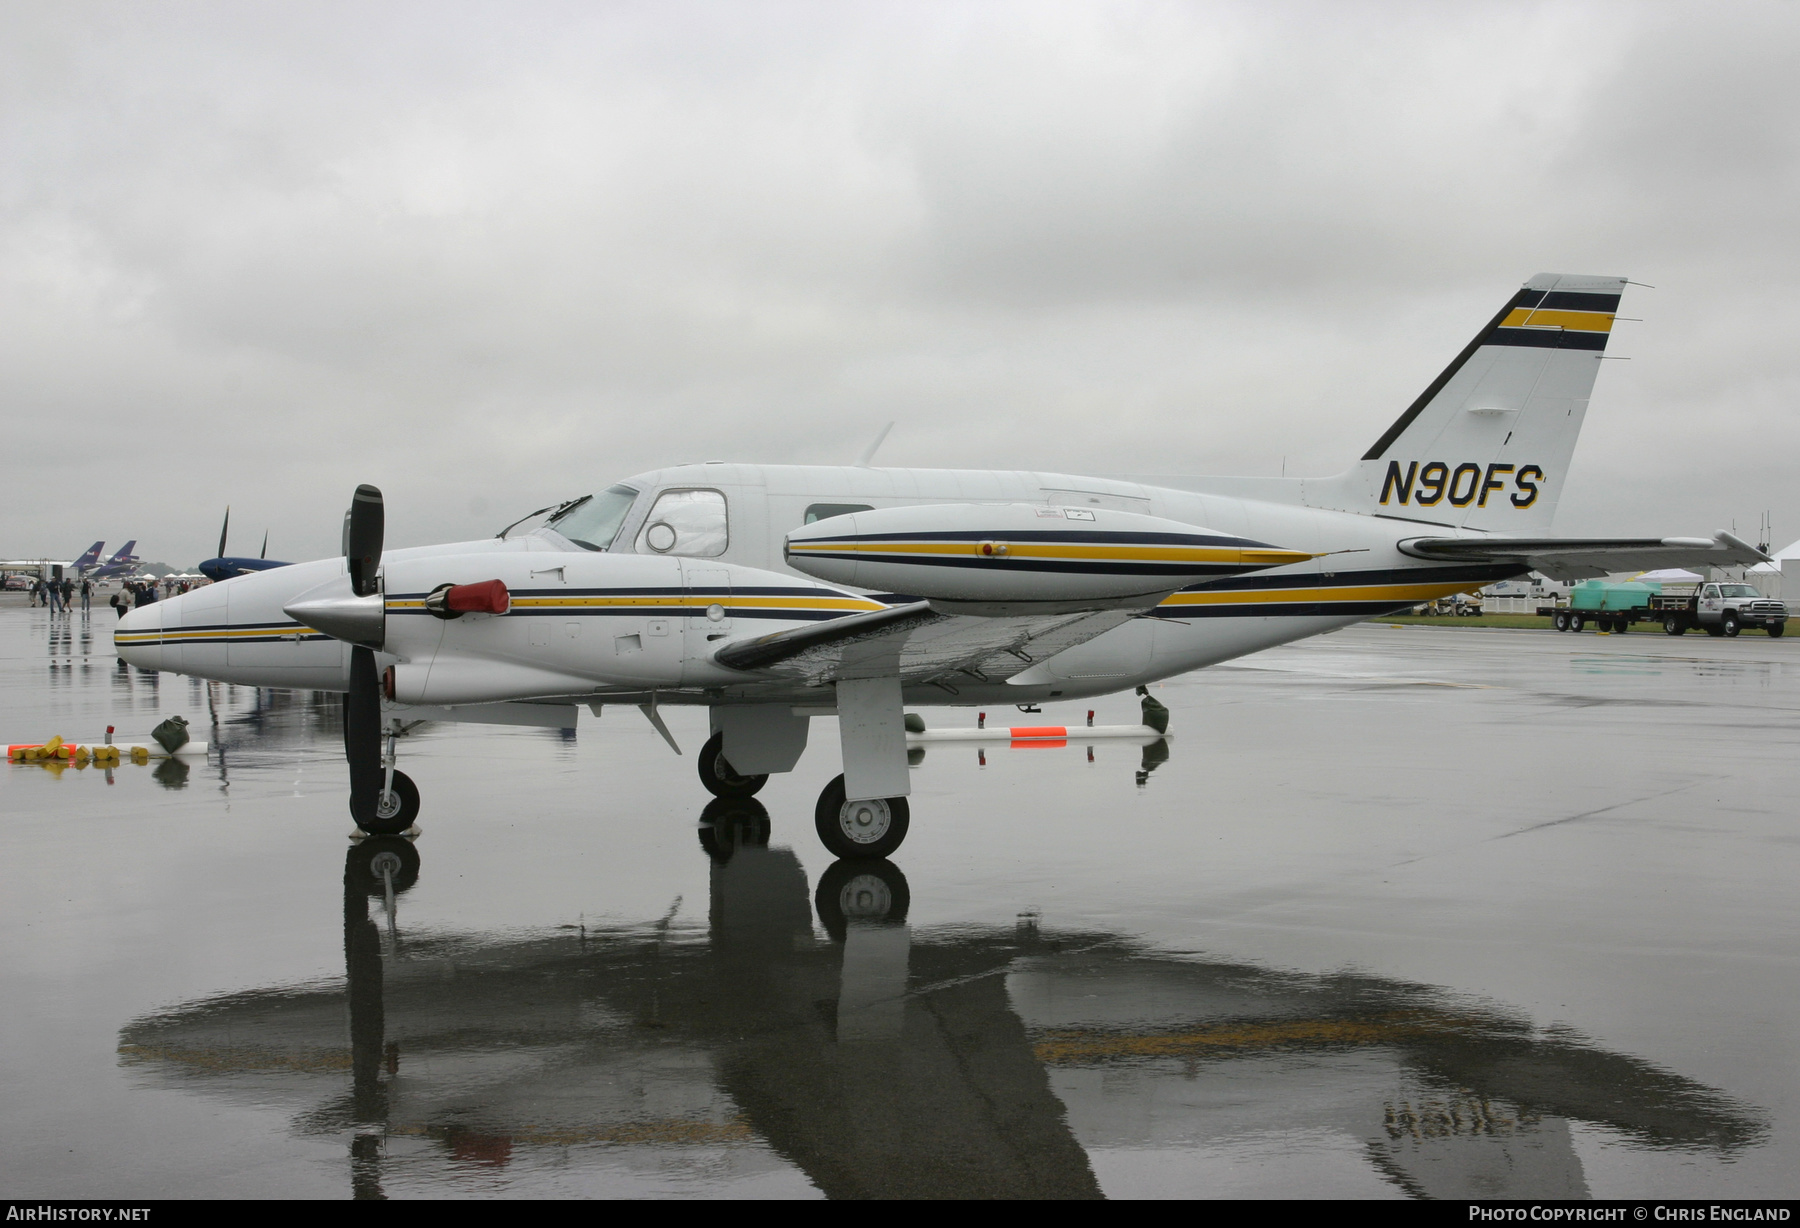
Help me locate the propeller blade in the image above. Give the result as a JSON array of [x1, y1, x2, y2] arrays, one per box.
[[344, 646, 383, 828], [218, 507, 230, 560], [260, 530, 268, 560], [346, 485, 384, 598]]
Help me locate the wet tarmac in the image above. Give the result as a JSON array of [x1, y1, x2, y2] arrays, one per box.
[[1, 606, 1795, 1199]]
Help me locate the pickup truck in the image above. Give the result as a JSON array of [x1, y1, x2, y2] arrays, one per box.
[[1653, 582, 1786, 637]]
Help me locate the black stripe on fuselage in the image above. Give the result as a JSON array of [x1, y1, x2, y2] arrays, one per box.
[[1177, 599, 1429, 619], [1178, 563, 1521, 593], [386, 585, 849, 601], [788, 553, 1259, 578], [387, 606, 849, 621]]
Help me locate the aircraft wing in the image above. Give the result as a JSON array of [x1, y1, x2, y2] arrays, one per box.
[[1400, 531, 1769, 581], [713, 600, 1136, 690]]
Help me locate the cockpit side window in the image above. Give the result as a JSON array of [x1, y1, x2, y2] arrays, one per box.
[[804, 502, 874, 525], [547, 484, 639, 551], [636, 489, 728, 557]]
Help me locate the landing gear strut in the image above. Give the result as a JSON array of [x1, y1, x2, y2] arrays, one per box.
[[814, 774, 910, 860]]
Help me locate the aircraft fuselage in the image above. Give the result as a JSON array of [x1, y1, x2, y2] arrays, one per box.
[[116, 463, 1516, 707]]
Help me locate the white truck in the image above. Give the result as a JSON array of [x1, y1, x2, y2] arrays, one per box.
[[1652, 581, 1787, 637]]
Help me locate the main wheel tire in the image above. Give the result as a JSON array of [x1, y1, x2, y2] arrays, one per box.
[[1553, 611, 1569, 632], [814, 774, 910, 860], [353, 769, 419, 836], [814, 858, 911, 942], [1570, 613, 1586, 632], [1723, 613, 1741, 638], [1770, 622, 1785, 638], [1665, 615, 1685, 636], [697, 732, 768, 799]]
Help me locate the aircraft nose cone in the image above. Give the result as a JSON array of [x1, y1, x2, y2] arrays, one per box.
[[113, 599, 165, 669], [283, 576, 385, 649]]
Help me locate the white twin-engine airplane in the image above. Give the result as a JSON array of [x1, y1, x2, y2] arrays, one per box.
[[116, 274, 1766, 858]]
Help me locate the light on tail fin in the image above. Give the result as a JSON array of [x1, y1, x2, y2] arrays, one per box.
[[1348, 274, 1626, 534]]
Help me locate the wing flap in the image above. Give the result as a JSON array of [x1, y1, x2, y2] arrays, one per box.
[[713, 602, 1136, 690], [1400, 532, 1768, 581]]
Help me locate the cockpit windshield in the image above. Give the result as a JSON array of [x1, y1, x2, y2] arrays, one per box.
[[547, 484, 639, 551]]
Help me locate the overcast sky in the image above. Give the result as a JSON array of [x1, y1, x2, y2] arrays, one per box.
[[4, 1, 1797, 565]]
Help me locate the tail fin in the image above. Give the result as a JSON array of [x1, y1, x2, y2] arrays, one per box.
[[1342, 273, 1626, 533], [72, 541, 104, 569], [109, 541, 137, 563]]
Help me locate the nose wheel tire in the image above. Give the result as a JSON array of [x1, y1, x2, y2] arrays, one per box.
[[814, 774, 910, 860], [353, 769, 418, 836], [698, 732, 769, 799]]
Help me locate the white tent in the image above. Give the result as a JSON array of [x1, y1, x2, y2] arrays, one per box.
[[1636, 568, 1703, 583]]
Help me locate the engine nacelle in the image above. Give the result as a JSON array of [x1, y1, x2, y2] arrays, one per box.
[[785, 503, 1311, 605]]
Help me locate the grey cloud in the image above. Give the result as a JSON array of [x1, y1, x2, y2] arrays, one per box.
[[1, 0, 1797, 564]]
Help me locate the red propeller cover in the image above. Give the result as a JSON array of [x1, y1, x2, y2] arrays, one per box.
[[445, 579, 510, 615]]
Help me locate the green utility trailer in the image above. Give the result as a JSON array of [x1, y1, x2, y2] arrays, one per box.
[[1547, 580, 1658, 633]]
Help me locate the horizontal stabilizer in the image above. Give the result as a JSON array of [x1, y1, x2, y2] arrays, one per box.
[[1399, 532, 1768, 581]]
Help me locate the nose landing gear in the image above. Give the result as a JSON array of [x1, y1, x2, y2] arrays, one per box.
[[353, 720, 419, 836]]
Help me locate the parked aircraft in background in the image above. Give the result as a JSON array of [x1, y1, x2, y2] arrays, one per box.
[[116, 274, 1769, 858], [88, 542, 142, 581], [198, 507, 289, 583]]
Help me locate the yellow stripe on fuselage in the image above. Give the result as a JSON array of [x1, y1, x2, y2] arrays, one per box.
[[385, 595, 885, 613], [1499, 307, 1613, 332], [1160, 581, 1473, 608], [115, 626, 320, 643]]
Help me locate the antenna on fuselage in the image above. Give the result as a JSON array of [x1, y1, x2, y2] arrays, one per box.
[[857, 421, 895, 467]]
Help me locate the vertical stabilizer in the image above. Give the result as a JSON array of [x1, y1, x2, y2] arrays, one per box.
[[1332, 274, 1626, 533]]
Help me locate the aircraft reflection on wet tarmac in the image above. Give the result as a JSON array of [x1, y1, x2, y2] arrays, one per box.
[[118, 813, 1762, 1201]]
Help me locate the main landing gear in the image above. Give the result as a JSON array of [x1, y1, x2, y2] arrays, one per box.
[[697, 732, 768, 800], [814, 774, 910, 860]]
